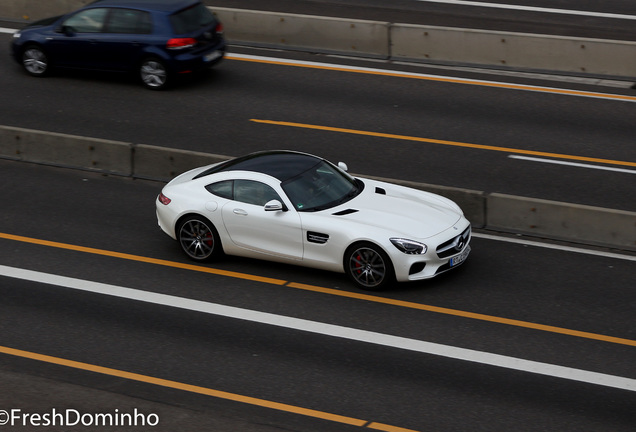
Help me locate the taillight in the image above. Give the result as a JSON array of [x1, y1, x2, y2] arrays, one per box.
[[167, 37, 197, 50], [215, 22, 224, 34], [158, 193, 171, 205]]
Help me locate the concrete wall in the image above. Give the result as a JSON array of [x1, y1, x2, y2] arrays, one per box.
[[1, 125, 634, 252], [3, 2, 635, 79], [390, 25, 636, 78], [487, 194, 636, 251], [214, 8, 390, 58], [0, 0, 92, 22]]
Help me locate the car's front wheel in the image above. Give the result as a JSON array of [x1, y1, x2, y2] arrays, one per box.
[[177, 216, 222, 261], [140, 58, 169, 90], [345, 242, 395, 290], [22, 45, 50, 77]]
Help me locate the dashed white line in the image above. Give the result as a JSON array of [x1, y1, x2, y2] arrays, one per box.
[[1, 264, 634, 392]]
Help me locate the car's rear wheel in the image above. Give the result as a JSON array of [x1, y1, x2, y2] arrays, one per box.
[[140, 58, 168, 90], [345, 242, 394, 290], [22, 45, 50, 77], [177, 216, 221, 261]]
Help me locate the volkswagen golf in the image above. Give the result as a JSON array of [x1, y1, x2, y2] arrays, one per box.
[[11, 0, 226, 89]]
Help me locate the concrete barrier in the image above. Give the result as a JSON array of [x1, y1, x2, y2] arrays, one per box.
[[391, 24, 636, 77], [487, 193, 636, 251], [1, 125, 634, 251], [0, 0, 91, 22], [0, 125, 132, 176], [213, 7, 390, 58], [133, 144, 228, 180]]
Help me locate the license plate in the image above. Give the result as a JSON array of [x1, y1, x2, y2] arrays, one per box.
[[450, 245, 471, 267], [204, 51, 222, 62]]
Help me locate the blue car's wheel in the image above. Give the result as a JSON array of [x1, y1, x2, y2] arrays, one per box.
[[22, 45, 49, 77], [140, 58, 168, 90]]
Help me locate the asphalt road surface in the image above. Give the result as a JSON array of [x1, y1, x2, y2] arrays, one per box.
[[0, 156, 635, 432], [0, 7, 635, 430]]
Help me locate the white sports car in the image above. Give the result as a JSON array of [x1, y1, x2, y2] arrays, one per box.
[[156, 151, 471, 290]]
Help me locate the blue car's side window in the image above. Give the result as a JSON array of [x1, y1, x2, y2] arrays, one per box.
[[63, 8, 109, 33], [106, 9, 152, 34]]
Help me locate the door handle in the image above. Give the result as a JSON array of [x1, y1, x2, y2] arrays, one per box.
[[233, 209, 248, 216]]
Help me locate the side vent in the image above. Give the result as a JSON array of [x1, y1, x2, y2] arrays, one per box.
[[307, 231, 329, 244], [332, 209, 358, 216], [375, 187, 386, 195]]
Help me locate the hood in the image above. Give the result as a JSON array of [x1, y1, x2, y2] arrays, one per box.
[[24, 15, 63, 29], [331, 179, 462, 239]]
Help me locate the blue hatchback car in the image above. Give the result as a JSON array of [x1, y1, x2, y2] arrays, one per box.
[[11, 0, 226, 89]]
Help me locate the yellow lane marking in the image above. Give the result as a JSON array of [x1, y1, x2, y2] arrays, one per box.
[[286, 283, 636, 347], [250, 119, 636, 168], [226, 54, 636, 103], [2, 232, 635, 348], [368, 423, 421, 432], [0, 345, 420, 431], [0, 232, 286, 286]]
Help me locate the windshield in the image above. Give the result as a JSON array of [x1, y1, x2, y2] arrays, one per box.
[[281, 161, 361, 212]]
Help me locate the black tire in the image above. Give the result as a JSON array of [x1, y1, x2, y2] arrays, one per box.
[[22, 45, 50, 77], [177, 216, 222, 262], [344, 242, 395, 290], [139, 57, 169, 90]]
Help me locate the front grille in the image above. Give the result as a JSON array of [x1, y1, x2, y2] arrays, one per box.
[[436, 225, 471, 259]]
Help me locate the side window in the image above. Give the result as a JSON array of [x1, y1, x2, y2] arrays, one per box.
[[63, 8, 108, 33], [106, 9, 152, 34], [205, 180, 233, 199], [233, 180, 281, 206]]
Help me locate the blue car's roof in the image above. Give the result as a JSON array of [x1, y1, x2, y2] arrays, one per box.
[[88, 0, 200, 12]]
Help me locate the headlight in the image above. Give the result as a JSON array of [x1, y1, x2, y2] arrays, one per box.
[[390, 238, 427, 255]]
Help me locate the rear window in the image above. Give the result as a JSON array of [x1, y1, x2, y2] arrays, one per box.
[[169, 2, 216, 34]]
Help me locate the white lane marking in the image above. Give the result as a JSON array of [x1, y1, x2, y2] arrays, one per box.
[[229, 53, 636, 103], [0, 27, 17, 34], [472, 233, 636, 262], [416, 0, 636, 20], [509, 155, 636, 174], [1, 264, 634, 392]]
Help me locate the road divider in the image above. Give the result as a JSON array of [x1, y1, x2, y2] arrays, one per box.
[[1, 124, 634, 252], [387, 24, 636, 79], [2, 2, 636, 79], [215, 8, 390, 59], [211, 7, 636, 80]]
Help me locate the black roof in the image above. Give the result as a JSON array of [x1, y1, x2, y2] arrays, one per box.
[[194, 151, 323, 182]]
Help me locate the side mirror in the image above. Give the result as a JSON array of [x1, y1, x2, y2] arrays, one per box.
[[264, 199, 285, 212], [338, 162, 348, 172], [59, 25, 76, 36]]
